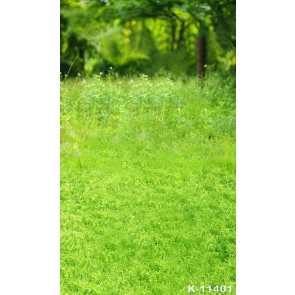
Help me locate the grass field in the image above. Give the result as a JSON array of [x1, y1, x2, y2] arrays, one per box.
[[60, 73, 236, 294]]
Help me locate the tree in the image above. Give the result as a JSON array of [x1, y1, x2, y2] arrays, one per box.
[[96, 0, 236, 77], [60, 0, 236, 77]]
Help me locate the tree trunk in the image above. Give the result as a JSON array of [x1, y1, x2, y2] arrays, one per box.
[[176, 20, 185, 51], [196, 36, 207, 78], [171, 21, 176, 51]]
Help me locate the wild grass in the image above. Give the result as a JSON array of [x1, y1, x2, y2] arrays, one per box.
[[60, 73, 236, 294]]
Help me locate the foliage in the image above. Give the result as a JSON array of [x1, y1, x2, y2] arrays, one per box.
[[60, 0, 236, 77]]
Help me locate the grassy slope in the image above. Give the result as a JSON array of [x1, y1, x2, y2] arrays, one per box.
[[60, 74, 236, 294]]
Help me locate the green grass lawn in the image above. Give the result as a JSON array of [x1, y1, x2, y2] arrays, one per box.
[[60, 74, 236, 294]]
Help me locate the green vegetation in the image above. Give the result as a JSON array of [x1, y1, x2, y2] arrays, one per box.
[[60, 0, 236, 77], [60, 73, 236, 294]]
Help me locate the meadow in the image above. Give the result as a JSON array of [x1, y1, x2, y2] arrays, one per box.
[[60, 72, 236, 294]]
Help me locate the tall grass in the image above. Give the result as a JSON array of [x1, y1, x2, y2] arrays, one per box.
[[61, 74, 235, 160], [60, 73, 236, 294]]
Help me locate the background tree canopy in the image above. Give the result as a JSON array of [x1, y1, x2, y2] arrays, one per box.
[[60, 0, 235, 78]]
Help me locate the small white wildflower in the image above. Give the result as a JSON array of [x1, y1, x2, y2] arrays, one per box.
[[77, 73, 81, 76], [109, 66, 112, 69], [203, 64, 207, 67]]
